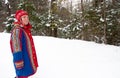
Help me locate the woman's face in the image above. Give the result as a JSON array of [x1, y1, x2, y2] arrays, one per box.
[[21, 15, 29, 25]]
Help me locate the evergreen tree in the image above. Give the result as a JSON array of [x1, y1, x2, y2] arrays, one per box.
[[3, 0, 120, 46], [85, 0, 120, 45], [0, 0, 2, 10], [105, 0, 120, 45], [4, 14, 15, 32]]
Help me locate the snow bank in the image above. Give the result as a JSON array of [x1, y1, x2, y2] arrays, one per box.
[[0, 33, 120, 78]]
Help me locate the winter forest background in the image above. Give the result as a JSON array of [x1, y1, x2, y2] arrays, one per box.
[[0, 0, 120, 46]]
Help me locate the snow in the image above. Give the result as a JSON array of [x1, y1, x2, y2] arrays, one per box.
[[100, 17, 104, 22], [5, 0, 8, 4], [46, 23, 50, 27], [0, 33, 120, 78]]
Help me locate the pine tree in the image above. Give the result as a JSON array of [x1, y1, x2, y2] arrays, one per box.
[[4, 14, 15, 32], [105, 0, 120, 45], [84, 0, 120, 45], [84, 0, 107, 43]]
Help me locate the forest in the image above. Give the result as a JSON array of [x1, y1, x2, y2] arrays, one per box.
[[0, 0, 120, 46]]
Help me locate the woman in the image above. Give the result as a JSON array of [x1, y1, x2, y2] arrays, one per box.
[[10, 10, 38, 78]]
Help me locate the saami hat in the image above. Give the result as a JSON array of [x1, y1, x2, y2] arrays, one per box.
[[15, 10, 28, 21]]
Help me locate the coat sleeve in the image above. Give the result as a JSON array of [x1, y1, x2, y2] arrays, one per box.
[[11, 28, 24, 69]]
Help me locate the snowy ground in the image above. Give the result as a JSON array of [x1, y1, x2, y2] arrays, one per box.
[[0, 33, 120, 78]]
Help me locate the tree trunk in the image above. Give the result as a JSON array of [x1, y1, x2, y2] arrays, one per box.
[[102, 0, 107, 43], [81, 0, 85, 40], [50, 0, 57, 37], [6, 3, 11, 16]]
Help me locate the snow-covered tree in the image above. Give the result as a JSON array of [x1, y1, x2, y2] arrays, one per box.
[[3, 14, 15, 32], [85, 0, 120, 45]]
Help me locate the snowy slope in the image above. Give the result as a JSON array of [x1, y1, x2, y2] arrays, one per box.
[[0, 33, 120, 78]]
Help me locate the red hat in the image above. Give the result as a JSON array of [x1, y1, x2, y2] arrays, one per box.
[[15, 10, 28, 21]]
